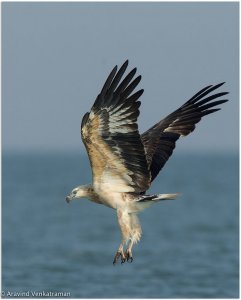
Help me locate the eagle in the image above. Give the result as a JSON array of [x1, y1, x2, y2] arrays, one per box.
[[66, 60, 228, 264]]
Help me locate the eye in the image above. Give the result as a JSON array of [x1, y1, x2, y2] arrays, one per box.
[[73, 190, 77, 195]]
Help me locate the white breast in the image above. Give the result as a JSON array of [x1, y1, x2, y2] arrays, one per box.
[[95, 189, 126, 210]]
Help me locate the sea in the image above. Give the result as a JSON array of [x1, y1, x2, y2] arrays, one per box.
[[2, 151, 239, 298]]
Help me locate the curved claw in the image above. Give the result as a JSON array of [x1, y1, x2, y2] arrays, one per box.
[[121, 252, 126, 264], [127, 256, 133, 263], [121, 258, 126, 264], [125, 250, 133, 263]]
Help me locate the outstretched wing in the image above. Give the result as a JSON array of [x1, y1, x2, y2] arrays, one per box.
[[81, 61, 151, 193], [141, 83, 228, 182]]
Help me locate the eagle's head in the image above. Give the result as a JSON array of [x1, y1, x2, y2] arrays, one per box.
[[65, 185, 91, 203]]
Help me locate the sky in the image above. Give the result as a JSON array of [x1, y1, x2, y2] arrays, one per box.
[[2, 2, 239, 154]]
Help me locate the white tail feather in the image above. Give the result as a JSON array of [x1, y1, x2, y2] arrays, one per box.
[[134, 193, 179, 212], [155, 193, 179, 200]]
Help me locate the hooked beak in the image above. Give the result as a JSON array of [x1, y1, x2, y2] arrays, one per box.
[[65, 195, 72, 203]]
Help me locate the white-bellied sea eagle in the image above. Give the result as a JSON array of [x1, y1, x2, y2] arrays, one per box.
[[66, 60, 228, 264]]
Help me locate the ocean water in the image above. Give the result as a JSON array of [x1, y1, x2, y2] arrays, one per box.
[[2, 151, 239, 298]]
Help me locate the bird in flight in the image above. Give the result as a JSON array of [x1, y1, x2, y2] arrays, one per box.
[[66, 60, 228, 265]]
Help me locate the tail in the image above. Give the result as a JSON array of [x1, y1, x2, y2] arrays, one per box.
[[137, 193, 179, 202], [133, 193, 179, 212]]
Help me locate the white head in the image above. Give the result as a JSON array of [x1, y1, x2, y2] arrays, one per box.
[[66, 184, 92, 203]]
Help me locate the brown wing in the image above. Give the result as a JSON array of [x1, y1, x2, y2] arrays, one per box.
[[141, 83, 228, 182], [81, 61, 151, 193]]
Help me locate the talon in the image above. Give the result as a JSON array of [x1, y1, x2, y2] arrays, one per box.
[[125, 250, 133, 263], [113, 251, 121, 265], [113, 250, 127, 264], [121, 255, 126, 264], [127, 256, 133, 263]]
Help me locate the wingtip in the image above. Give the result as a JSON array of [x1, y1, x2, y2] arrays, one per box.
[[122, 59, 129, 67], [215, 82, 226, 89], [139, 88, 144, 95], [116, 60, 129, 75], [136, 74, 142, 82]]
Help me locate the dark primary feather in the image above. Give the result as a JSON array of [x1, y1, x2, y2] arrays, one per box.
[[81, 60, 151, 192], [81, 61, 228, 192], [141, 82, 228, 182]]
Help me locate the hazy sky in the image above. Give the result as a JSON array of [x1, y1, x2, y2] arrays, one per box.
[[2, 2, 239, 153]]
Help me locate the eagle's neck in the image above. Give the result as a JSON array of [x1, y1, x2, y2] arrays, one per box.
[[81, 184, 101, 204]]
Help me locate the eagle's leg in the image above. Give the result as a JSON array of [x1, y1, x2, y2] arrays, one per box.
[[125, 213, 142, 263], [113, 209, 132, 265]]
